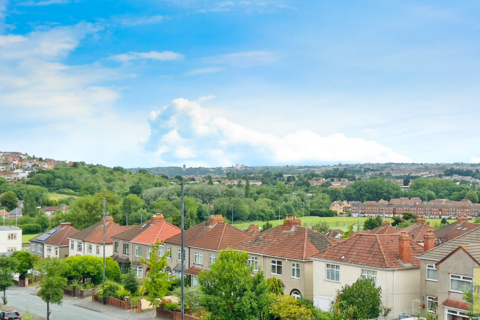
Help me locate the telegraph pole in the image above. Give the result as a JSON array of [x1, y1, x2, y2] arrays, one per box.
[[101, 197, 106, 285], [181, 183, 185, 320], [231, 204, 234, 226]]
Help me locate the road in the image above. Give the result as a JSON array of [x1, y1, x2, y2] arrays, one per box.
[[5, 287, 158, 320]]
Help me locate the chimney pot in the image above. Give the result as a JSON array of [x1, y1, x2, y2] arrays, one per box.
[[60, 222, 71, 228], [208, 215, 225, 226], [424, 230, 435, 252], [457, 215, 469, 224], [382, 220, 391, 226], [399, 232, 411, 264], [151, 213, 165, 223], [417, 217, 426, 225], [105, 216, 114, 223], [284, 216, 301, 231]]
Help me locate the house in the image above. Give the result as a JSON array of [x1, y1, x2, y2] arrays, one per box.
[[361, 220, 397, 235], [434, 215, 480, 245], [0, 209, 8, 217], [164, 215, 252, 286], [68, 216, 128, 258], [243, 224, 260, 237], [417, 228, 480, 319], [9, 208, 22, 217], [393, 217, 436, 245], [43, 223, 79, 259], [232, 216, 336, 300], [325, 229, 344, 239], [311, 232, 425, 319], [0, 226, 22, 254], [42, 207, 60, 216], [111, 213, 181, 277], [30, 225, 65, 258]]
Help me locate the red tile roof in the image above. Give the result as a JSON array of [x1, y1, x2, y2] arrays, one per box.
[[69, 219, 128, 245], [442, 299, 470, 311], [132, 220, 181, 245], [165, 221, 251, 251], [313, 234, 424, 269], [0, 209, 8, 216], [185, 267, 202, 276], [361, 224, 397, 235], [434, 221, 480, 244], [44, 225, 79, 246], [232, 225, 334, 261], [395, 222, 436, 242]]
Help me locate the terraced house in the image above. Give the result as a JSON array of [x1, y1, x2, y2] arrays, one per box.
[[164, 215, 251, 286], [232, 216, 335, 300], [111, 214, 181, 277]]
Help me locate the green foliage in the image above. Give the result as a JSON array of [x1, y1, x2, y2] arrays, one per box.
[[98, 280, 121, 304], [35, 258, 68, 320], [466, 190, 479, 203], [440, 218, 449, 225], [121, 270, 139, 296], [63, 256, 120, 285], [266, 277, 284, 295], [23, 192, 38, 217], [262, 221, 273, 232], [11, 251, 38, 279], [172, 286, 204, 315], [402, 212, 418, 222], [391, 216, 403, 227], [0, 191, 18, 211], [397, 220, 414, 228], [19, 223, 43, 234], [198, 248, 270, 320], [312, 222, 330, 234], [298, 296, 333, 320], [363, 216, 382, 230], [163, 302, 181, 311], [20, 307, 37, 320], [269, 295, 313, 320], [335, 278, 382, 320], [0, 255, 19, 305]]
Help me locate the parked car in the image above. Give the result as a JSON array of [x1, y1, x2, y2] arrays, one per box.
[[0, 310, 22, 319]]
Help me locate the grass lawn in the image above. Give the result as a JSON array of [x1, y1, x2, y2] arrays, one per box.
[[234, 216, 457, 232], [22, 233, 40, 243], [47, 192, 78, 201]]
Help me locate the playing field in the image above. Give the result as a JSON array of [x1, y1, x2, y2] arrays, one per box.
[[47, 192, 78, 201], [234, 216, 456, 232], [22, 233, 40, 244]]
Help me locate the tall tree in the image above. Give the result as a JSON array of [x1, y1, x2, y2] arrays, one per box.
[[363, 216, 383, 230], [269, 295, 313, 320], [198, 248, 269, 320], [139, 241, 171, 320], [35, 258, 67, 320], [245, 179, 251, 198], [0, 255, 19, 305], [11, 251, 38, 280], [23, 192, 38, 217], [0, 191, 18, 211], [335, 278, 381, 320], [466, 190, 479, 203]]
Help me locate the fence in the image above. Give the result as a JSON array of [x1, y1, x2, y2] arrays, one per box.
[[156, 308, 203, 320], [91, 292, 140, 313], [63, 286, 94, 299]]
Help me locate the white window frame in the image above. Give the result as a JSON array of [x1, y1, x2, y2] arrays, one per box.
[[47, 246, 52, 254], [446, 309, 469, 319], [38, 244, 42, 253], [194, 252, 203, 265], [114, 242, 119, 253], [426, 264, 438, 281], [8, 233, 16, 240], [7, 247, 16, 252], [55, 247, 58, 256], [426, 296, 437, 314], [96, 245, 100, 255], [292, 262, 300, 279], [209, 254, 216, 266], [166, 247, 172, 259], [133, 266, 143, 278], [326, 264, 340, 282], [178, 249, 182, 261], [450, 274, 472, 293], [361, 269, 377, 285], [77, 241, 83, 252], [123, 244, 129, 255], [159, 245, 164, 257], [71, 241, 74, 250], [147, 248, 152, 260], [87, 244, 92, 254], [271, 260, 283, 276], [248, 257, 259, 271], [135, 246, 142, 258]]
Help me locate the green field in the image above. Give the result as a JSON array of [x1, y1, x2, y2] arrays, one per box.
[[22, 233, 40, 243], [47, 192, 78, 201], [234, 217, 456, 232]]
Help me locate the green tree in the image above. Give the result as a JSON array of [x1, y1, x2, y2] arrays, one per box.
[[262, 221, 273, 232], [11, 251, 38, 280], [0, 191, 18, 211], [312, 222, 330, 234], [363, 216, 382, 230], [391, 216, 403, 227], [245, 179, 251, 198], [23, 192, 38, 217], [121, 270, 139, 296], [269, 295, 312, 320], [35, 215, 50, 231], [440, 217, 449, 225], [335, 278, 381, 319], [0, 255, 19, 305], [139, 241, 171, 320], [266, 277, 284, 295], [198, 248, 270, 320], [35, 258, 68, 320], [402, 212, 418, 222], [403, 178, 411, 186], [466, 190, 479, 203]]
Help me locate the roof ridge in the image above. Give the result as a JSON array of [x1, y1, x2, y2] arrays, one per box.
[[217, 223, 227, 250], [302, 228, 308, 260], [56, 226, 70, 246], [419, 224, 480, 258], [155, 221, 165, 243], [375, 235, 389, 268]]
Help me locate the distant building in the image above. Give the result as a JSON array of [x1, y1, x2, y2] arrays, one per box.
[[0, 226, 22, 254]]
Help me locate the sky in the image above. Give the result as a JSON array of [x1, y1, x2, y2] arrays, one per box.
[[1, 0, 480, 168]]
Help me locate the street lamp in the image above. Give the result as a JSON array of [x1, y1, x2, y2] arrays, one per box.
[[100, 197, 106, 285], [231, 204, 234, 226]]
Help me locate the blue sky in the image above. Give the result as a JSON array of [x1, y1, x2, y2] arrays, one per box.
[[1, 0, 480, 167]]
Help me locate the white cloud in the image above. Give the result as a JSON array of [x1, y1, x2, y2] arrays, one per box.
[[184, 67, 224, 76], [18, 0, 69, 6], [198, 94, 215, 102], [471, 157, 480, 163], [110, 51, 184, 63], [117, 15, 164, 26], [0, 0, 7, 21], [201, 51, 275, 67], [144, 99, 411, 166]]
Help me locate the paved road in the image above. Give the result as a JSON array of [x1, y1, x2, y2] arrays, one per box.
[[5, 287, 160, 320]]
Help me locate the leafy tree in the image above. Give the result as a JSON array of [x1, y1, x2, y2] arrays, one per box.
[[11, 251, 38, 280], [0, 255, 19, 305], [312, 222, 330, 234], [121, 270, 139, 296], [63, 256, 120, 284], [402, 212, 418, 222], [363, 216, 382, 230], [391, 216, 403, 227], [262, 221, 273, 232], [335, 278, 381, 320], [198, 248, 270, 320], [403, 178, 411, 186], [245, 179, 251, 198], [466, 190, 479, 203], [269, 295, 312, 320], [23, 191, 38, 217], [0, 191, 18, 211], [80, 183, 97, 196], [35, 215, 50, 231], [397, 220, 413, 228], [172, 212, 193, 230], [440, 217, 449, 225], [139, 241, 171, 320], [266, 277, 284, 295], [129, 184, 143, 195], [35, 258, 68, 320]]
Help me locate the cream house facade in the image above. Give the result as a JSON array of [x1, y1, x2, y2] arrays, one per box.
[[0, 226, 22, 254]]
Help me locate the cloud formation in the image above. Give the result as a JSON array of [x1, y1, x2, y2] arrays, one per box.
[[144, 99, 411, 166], [110, 50, 184, 63], [117, 15, 164, 26]]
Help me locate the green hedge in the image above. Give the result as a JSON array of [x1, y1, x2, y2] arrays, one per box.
[[20, 224, 43, 234]]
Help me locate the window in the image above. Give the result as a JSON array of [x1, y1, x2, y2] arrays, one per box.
[[135, 246, 142, 258], [55, 247, 58, 256], [71, 241, 74, 250], [32, 244, 35, 252], [114, 242, 119, 253], [97, 245, 101, 255], [446, 309, 469, 319], [178, 249, 182, 261], [159, 245, 164, 257], [210, 254, 216, 266], [7, 247, 16, 252], [427, 296, 438, 314], [271, 260, 283, 275], [147, 248, 152, 260], [292, 263, 300, 279], [167, 247, 172, 259], [123, 244, 129, 255], [194, 252, 203, 265], [326, 264, 340, 282], [248, 257, 259, 271], [7, 233, 16, 240], [133, 266, 143, 278], [450, 275, 472, 293], [426, 264, 438, 281], [38, 245, 43, 253], [47, 246, 52, 254], [361, 269, 377, 285], [87, 244, 92, 254], [77, 241, 82, 252]]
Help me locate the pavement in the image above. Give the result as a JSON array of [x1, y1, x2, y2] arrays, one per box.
[[4, 286, 166, 320]]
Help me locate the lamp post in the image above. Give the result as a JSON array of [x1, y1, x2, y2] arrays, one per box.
[[101, 197, 106, 285], [231, 204, 234, 226], [181, 183, 185, 320]]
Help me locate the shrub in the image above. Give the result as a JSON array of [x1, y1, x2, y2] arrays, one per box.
[[20, 224, 43, 234], [163, 302, 181, 312]]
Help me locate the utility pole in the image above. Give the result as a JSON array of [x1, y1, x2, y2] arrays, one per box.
[[302, 202, 305, 218], [181, 183, 185, 320], [101, 197, 106, 285], [278, 204, 281, 221], [231, 204, 234, 226]]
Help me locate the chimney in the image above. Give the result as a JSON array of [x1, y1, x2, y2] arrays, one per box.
[[105, 216, 114, 223], [60, 222, 71, 228], [247, 224, 259, 232], [208, 215, 225, 226], [284, 216, 301, 231], [424, 230, 435, 252], [382, 220, 391, 226], [151, 213, 165, 224], [399, 232, 411, 264], [457, 215, 469, 224], [417, 217, 426, 225]]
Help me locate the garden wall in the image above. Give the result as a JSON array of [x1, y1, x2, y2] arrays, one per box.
[[156, 308, 202, 320]]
